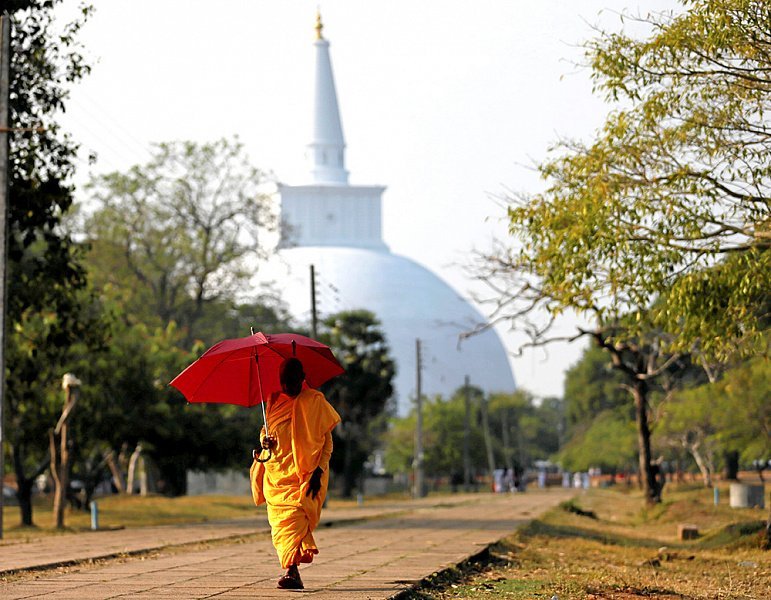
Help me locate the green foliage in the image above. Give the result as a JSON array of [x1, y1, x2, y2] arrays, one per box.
[[190, 297, 292, 345], [489, 390, 563, 468], [422, 389, 487, 476], [475, 0, 770, 505], [563, 345, 629, 430], [3, 0, 105, 525], [480, 0, 769, 362], [657, 357, 770, 469], [63, 297, 272, 495], [82, 138, 277, 341], [557, 410, 637, 472], [383, 386, 563, 478], [72, 139, 288, 492], [382, 410, 414, 475], [3, 5, 288, 512], [383, 392, 487, 478], [524, 395, 565, 461], [320, 310, 395, 496]]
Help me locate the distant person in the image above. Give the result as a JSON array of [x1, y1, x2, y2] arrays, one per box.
[[493, 468, 505, 493], [651, 459, 666, 498], [503, 468, 514, 492], [250, 358, 340, 590]]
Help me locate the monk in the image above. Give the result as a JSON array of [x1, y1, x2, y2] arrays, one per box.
[[250, 357, 340, 590]]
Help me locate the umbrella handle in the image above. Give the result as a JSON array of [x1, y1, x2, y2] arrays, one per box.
[[253, 447, 272, 463]]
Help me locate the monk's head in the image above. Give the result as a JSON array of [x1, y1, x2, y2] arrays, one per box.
[[279, 358, 305, 397]]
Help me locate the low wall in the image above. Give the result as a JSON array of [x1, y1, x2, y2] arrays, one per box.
[[187, 469, 250, 496]]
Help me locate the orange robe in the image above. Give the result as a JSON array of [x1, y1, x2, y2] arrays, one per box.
[[250, 388, 340, 568]]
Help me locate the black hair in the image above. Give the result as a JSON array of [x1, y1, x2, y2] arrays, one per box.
[[280, 358, 305, 397]]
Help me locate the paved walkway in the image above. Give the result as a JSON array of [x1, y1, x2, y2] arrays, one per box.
[[0, 494, 480, 574], [1, 489, 572, 599]]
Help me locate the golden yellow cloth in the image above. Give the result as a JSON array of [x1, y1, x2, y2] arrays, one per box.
[[250, 388, 340, 568]]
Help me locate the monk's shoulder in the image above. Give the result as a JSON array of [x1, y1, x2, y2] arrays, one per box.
[[301, 388, 326, 404], [299, 389, 337, 417]]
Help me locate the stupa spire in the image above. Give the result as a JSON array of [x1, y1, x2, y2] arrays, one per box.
[[306, 11, 348, 184], [315, 9, 324, 40]]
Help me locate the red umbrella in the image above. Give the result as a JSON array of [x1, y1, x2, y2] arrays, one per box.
[[170, 331, 344, 459]]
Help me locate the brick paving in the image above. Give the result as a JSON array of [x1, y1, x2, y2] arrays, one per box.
[[0, 489, 572, 599]]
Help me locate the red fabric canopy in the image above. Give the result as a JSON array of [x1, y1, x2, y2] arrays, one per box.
[[170, 332, 344, 407]]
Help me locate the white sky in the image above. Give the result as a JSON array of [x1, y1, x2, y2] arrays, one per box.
[[57, 0, 680, 399]]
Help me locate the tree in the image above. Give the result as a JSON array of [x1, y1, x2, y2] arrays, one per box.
[[557, 411, 637, 474], [82, 138, 277, 342], [532, 396, 566, 456], [473, 0, 769, 505], [656, 356, 770, 485], [655, 384, 720, 486], [382, 390, 488, 482], [77, 139, 290, 496], [563, 345, 630, 430], [382, 386, 560, 486], [420, 389, 486, 480], [320, 310, 395, 497], [4, 1, 103, 527], [558, 344, 669, 479], [64, 311, 270, 497], [519, 0, 769, 360]]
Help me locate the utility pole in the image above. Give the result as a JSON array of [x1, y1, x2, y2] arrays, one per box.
[[0, 12, 11, 540], [480, 393, 496, 490], [310, 264, 318, 338], [413, 338, 425, 498], [310, 264, 326, 507], [463, 375, 471, 491], [501, 408, 515, 474]]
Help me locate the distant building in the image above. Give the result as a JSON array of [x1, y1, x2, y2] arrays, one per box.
[[265, 14, 516, 413]]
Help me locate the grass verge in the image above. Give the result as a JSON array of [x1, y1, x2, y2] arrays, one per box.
[[1, 494, 262, 541], [401, 485, 770, 599]]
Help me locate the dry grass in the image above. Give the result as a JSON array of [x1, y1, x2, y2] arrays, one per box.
[[1, 494, 262, 541], [410, 485, 770, 600]]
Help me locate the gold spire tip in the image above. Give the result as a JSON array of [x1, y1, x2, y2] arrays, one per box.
[[315, 9, 324, 40]]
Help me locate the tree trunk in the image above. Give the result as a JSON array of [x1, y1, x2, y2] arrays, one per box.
[[723, 450, 740, 481], [11, 442, 50, 527], [632, 380, 661, 505], [104, 449, 126, 493], [686, 440, 713, 487], [126, 444, 143, 495], [16, 475, 34, 527], [141, 460, 149, 495], [50, 429, 69, 529]]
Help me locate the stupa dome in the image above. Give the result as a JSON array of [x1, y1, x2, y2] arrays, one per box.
[[264, 13, 516, 413], [266, 246, 515, 412]]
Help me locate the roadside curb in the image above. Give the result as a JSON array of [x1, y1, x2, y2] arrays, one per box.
[[388, 537, 504, 600]]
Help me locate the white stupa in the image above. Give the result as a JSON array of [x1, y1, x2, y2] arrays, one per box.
[[270, 15, 516, 413]]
